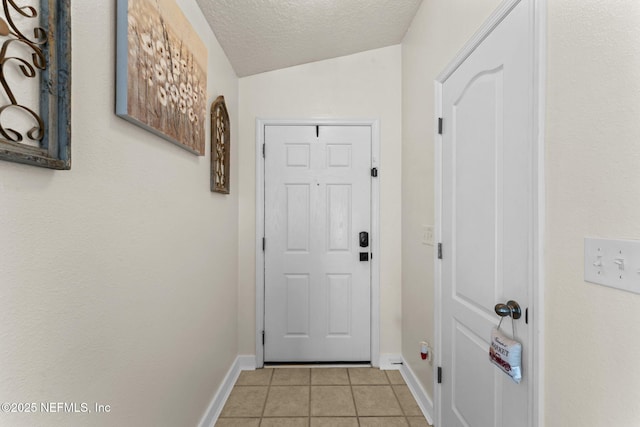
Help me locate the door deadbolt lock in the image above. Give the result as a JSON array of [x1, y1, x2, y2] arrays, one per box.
[[360, 252, 369, 262], [359, 231, 369, 248]]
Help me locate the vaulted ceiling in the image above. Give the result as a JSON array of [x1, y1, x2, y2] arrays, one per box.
[[196, 0, 423, 77]]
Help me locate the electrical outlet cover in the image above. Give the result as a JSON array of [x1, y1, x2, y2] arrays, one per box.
[[422, 225, 434, 246], [584, 237, 640, 295]]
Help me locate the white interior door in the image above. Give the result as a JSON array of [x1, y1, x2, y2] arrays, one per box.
[[440, 1, 534, 426], [264, 125, 371, 362]]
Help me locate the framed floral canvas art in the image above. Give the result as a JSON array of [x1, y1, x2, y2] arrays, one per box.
[[116, 0, 207, 155]]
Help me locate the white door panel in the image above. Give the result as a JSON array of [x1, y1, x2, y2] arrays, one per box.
[[265, 125, 371, 362], [440, 1, 533, 426]]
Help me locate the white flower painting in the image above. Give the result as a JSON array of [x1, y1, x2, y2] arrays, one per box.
[[118, 0, 207, 155]]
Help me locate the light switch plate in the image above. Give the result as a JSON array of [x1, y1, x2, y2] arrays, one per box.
[[584, 237, 640, 295]]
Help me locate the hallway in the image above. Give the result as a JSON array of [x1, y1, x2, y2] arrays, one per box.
[[215, 368, 432, 426]]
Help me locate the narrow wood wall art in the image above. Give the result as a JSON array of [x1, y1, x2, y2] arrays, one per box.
[[0, 0, 71, 169], [116, 0, 207, 155], [210, 95, 230, 194]]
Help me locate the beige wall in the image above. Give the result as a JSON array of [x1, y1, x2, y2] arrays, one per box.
[[238, 46, 403, 357], [401, 0, 502, 400], [545, 1, 640, 426], [0, 1, 239, 426]]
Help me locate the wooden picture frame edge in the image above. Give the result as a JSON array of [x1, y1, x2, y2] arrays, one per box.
[[210, 95, 230, 194]]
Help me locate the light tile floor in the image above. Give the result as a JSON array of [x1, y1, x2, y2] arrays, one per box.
[[216, 367, 433, 427]]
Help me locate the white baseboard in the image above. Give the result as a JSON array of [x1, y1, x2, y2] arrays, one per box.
[[237, 355, 257, 371], [198, 355, 257, 427], [379, 353, 403, 370], [399, 357, 435, 426]]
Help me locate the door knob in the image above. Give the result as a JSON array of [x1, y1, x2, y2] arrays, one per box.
[[494, 300, 522, 319]]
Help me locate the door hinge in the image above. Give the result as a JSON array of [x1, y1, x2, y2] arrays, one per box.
[[437, 367, 442, 384], [371, 167, 378, 177], [262, 330, 265, 346], [316, 125, 319, 138], [438, 118, 443, 135], [262, 238, 265, 251], [437, 243, 443, 260], [262, 143, 265, 158]]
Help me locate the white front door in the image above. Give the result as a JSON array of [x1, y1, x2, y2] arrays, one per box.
[[439, 1, 534, 426], [264, 125, 371, 362]]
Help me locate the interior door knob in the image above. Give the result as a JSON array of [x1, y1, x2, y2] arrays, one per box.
[[494, 300, 521, 319]]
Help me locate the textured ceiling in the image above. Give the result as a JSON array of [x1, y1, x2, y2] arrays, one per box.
[[196, 0, 423, 77]]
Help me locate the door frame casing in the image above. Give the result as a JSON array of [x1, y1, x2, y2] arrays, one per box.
[[255, 118, 381, 368], [433, 0, 546, 425]]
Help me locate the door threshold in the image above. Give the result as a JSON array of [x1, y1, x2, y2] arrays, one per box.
[[265, 361, 371, 368]]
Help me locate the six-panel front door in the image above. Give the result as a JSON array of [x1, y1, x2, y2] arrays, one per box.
[[440, 0, 534, 425], [264, 125, 372, 362]]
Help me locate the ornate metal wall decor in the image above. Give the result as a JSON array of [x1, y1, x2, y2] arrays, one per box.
[[116, 0, 207, 155], [210, 95, 230, 194], [0, 0, 71, 169]]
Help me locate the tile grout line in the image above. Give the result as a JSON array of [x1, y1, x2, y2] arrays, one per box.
[[384, 370, 405, 424], [389, 379, 410, 426], [308, 368, 311, 426], [347, 368, 362, 427], [260, 368, 274, 421]]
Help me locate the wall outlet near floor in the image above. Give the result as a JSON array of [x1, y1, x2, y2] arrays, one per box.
[[422, 225, 434, 246], [420, 341, 433, 364]]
